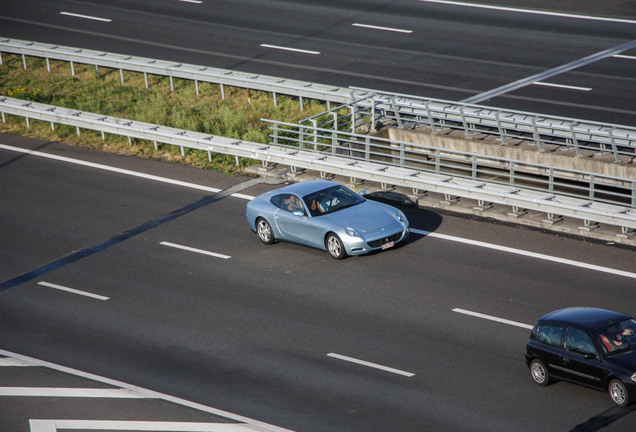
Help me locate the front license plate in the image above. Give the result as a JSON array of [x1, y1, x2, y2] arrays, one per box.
[[381, 241, 395, 250]]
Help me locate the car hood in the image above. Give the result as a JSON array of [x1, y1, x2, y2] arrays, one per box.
[[319, 201, 402, 233], [608, 348, 636, 370]]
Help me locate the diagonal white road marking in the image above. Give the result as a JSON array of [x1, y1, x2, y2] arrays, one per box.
[[327, 353, 415, 377], [452, 308, 533, 330], [37, 281, 109, 300], [160, 242, 231, 259]]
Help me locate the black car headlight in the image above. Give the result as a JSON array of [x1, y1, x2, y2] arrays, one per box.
[[631, 372, 636, 383]]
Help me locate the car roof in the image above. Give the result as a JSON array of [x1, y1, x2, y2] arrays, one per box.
[[275, 179, 342, 196], [538, 307, 630, 330]]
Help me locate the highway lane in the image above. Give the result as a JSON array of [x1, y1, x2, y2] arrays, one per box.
[[1, 136, 636, 431], [1, 0, 636, 125]]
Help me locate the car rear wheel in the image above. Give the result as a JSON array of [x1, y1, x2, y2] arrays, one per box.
[[529, 359, 552, 386], [326, 233, 346, 260], [609, 379, 631, 407], [256, 218, 275, 245]]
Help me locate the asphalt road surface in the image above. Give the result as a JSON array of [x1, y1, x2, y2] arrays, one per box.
[[1, 134, 635, 432], [1, 0, 636, 125]]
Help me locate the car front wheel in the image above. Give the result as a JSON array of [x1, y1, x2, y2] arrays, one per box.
[[256, 218, 275, 245], [326, 233, 346, 260], [529, 359, 552, 386], [609, 379, 631, 407]]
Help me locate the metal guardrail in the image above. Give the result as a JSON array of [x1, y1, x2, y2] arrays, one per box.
[[344, 88, 636, 163], [265, 119, 636, 205], [1, 96, 634, 237], [302, 88, 636, 163], [0, 37, 351, 107]]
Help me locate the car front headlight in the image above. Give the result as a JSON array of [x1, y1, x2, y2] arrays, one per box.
[[345, 226, 359, 237], [396, 211, 405, 222], [631, 372, 636, 383]]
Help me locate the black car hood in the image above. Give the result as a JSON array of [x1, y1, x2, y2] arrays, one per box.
[[607, 348, 636, 370]]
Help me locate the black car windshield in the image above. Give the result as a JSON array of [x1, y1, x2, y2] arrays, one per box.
[[303, 185, 365, 217], [593, 318, 636, 354]]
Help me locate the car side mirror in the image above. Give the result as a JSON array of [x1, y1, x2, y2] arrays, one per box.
[[293, 210, 304, 217], [584, 353, 597, 360]]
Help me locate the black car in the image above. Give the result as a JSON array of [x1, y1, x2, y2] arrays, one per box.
[[525, 307, 636, 407]]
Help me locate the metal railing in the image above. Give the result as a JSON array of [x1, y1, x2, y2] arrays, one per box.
[[266, 119, 636, 208], [1, 96, 634, 237], [301, 88, 636, 163]]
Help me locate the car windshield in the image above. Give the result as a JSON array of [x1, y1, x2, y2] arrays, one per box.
[[593, 318, 636, 354], [303, 185, 365, 217]]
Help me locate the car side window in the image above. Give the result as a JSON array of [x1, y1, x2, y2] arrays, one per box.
[[271, 194, 305, 214], [537, 325, 563, 348], [565, 328, 596, 356]]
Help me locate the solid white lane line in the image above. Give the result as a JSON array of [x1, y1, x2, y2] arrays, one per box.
[[37, 281, 110, 301], [613, 54, 636, 60], [160, 241, 231, 259], [327, 353, 415, 377], [0, 357, 31, 366], [452, 308, 533, 330], [352, 23, 413, 33], [417, 0, 636, 25], [59, 12, 112, 22], [0, 144, 223, 194], [0, 387, 144, 397], [411, 229, 636, 280], [260, 44, 321, 55], [177, 0, 203, 3], [533, 82, 592, 91]]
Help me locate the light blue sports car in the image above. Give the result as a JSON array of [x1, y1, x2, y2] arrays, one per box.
[[245, 179, 409, 259]]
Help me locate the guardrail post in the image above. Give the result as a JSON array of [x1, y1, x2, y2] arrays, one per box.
[[144, 72, 149, 88], [273, 92, 277, 106], [220, 84, 225, 100], [310, 119, 318, 151], [391, 97, 403, 129], [120, 69, 125, 84], [299, 96, 304, 112], [21, 54, 27, 70], [608, 129, 620, 163], [272, 122, 279, 146], [95, 65, 100, 79], [531, 118, 545, 151], [170, 76, 175, 92], [46, 58, 51, 72], [459, 106, 472, 139], [70, 61, 75, 77], [0, 52, 3, 66], [424, 102, 436, 133], [195, 80, 200, 95], [569, 123, 582, 157], [495, 112, 507, 145]]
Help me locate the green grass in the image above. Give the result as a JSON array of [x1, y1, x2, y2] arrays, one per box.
[[0, 54, 330, 174]]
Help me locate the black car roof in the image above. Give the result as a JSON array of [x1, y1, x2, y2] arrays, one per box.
[[538, 307, 630, 330]]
